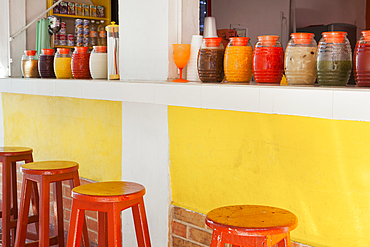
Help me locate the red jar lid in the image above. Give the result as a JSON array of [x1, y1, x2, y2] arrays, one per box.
[[75, 47, 89, 53], [322, 32, 346, 43], [26, 50, 37, 56], [93, 46, 107, 53], [58, 48, 70, 54], [291, 33, 314, 44], [230, 37, 250, 46], [42, 49, 54, 55], [257, 35, 279, 45], [362, 30, 370, 41], [204, 37, 222, 47]]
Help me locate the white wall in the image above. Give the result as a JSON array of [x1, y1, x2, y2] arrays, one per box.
[[26, 0, 47, 50], [0, 0, 9, 78]]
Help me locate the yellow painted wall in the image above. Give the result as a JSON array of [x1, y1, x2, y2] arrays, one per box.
[[169, 106, 370, 247], [2, 93, 122, 181]]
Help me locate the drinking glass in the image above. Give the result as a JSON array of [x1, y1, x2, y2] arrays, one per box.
[[172, 44, 191, 82]]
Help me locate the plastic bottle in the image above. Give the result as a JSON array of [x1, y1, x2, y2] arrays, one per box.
[[98, 20, 107, 46], [21, 50, 39, 78], [54, 48, 72, 79], [89, 20, 98, 47], [89, 46, 107, 79], [197, 37, 224, 82]]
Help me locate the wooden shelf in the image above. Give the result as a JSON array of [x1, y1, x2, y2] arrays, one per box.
[[51, 13, 109, 21]]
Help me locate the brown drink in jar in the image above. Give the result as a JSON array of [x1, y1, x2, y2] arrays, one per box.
[[21, 50, 39, 78], [198, 37, 224, 82]]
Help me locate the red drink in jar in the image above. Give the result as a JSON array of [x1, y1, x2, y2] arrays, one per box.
[[71, 46, 91, 79], [253, 35, 284, 84], [354, 30, 370, 86]]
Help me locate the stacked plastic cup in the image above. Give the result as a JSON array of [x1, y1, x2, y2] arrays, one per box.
[[187, 35, 203, 81]]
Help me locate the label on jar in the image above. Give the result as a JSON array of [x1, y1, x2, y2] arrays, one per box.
[[59, 34, 67, 40], [90, 31, 98, 37], [99, 31, 107, 38]]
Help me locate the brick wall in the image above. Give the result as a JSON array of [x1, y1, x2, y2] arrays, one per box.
[[170, 205, 313, 247]]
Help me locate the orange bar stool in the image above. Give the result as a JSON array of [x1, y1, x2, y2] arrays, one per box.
[[205, 205, 298, 247], [15, 161, 90, 247], [0, 147, 35, 247], [66, 181, 151, 247]]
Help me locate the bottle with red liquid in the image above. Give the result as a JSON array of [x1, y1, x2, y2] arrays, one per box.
[[354, 30, 370, 86], [253, 35, 284, 84], [38, 49, 56, 78], [71, 46, 91, 79]]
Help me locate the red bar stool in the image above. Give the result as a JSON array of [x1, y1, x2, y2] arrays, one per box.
[[66, 181, 151, 247], [0, 147, 36, 247], [205, 205, 298, 247], [15, 161, 90, 247]]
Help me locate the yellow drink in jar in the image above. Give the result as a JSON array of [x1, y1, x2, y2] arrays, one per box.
[[224, 45, 253, 83]]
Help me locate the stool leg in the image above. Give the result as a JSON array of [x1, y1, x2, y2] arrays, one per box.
[[107, 205, 122, 247], [210, 230, 226, 247], [276, 234, 291, 247], [2, 157, 11, 247], [14, 178, 34, 247], [39, 179, 50, 247], [53, 181, 65, 247], [67, 201, 85, 247], [132, 198, 151, 247], [11, 161, 18, 246], [98, 212, 108, 247], [30, 181, 40, 238]]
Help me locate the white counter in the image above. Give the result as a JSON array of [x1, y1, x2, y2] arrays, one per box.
[[2, 78, 370, 122]]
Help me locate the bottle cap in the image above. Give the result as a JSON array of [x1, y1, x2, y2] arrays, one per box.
[[58, 48, 70, 54], [42, 49, 54, 55], [204, 37, 222, 47], [93, 46, 107, 53], [75, 47, 89, 53], [322, 32, 347, 43], [26, 50, 37, 56], [291, 33, 314, 44], [229, 37, 250, 46]]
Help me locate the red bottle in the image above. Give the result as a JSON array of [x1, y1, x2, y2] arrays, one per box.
[[71, 47, 91, 79], [253, 35, 284, 84], [354, 30, 370, 86]]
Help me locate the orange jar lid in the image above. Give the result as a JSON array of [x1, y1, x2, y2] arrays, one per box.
[[362, 30, 370, 41], [257, 35, 279, 45], [322, 32, 346, 43], [230, 37, 250, 46], [204, 37, 222, 47], [26, 50, 37, 56], [58, 48, 70, 54], [42, 49, 54, 55], [291, 33, 314, 44], [93, 46, 107, 53], [75, 46, 89, 53]]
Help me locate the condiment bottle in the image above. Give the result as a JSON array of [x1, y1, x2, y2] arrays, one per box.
[[354, 30, 370, 86], [198, 37, 224, 82], [285, 33, 317, 85], [21, 50, 39, 78], [54, 48, 72, 79], [38, 48, 56, 78], [106, 22, 120, 80], [253, 35, 284, 84], [224, 37, 253, 83], [316, 32, 352, 86], [89, 46, 107, 79], [97, 20, 107, 46], [71, 46, 91, 79]]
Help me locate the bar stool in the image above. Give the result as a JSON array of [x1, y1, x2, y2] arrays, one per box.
[[15, 161, 90, 247], [66, 181, 151, 247], [205, 205, 298, 247], [0, 147, 36, 247]]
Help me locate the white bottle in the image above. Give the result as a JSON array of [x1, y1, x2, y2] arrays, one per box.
[[89, 46, 107, 79]]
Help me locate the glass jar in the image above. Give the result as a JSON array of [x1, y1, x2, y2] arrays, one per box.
[[21, 50, 39, 78], [89, 46, 107, 79], [71, 46, 91, 79], [54, 48, 72, 79], [38, 49, 56, 78], [253, 35, 284, 84], [197, 37, 224, 82], [354, 30, 370, 86], [316, 32, 352, 86], [224, 37, 253, 83], [285, 33, 317, 85]]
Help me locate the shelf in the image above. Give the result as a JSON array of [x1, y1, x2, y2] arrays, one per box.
[[52, 13, 109, 21], [54, 45, 93, 49]]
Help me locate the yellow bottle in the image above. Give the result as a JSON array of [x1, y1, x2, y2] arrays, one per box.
[[54, 48, 73, 79]]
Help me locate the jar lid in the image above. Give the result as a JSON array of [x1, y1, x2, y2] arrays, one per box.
[[75, 47, 89, 53], [230, 37, 250, 46], [322, 32, 347, 43], [25, 50, 37, 56], [42, 49, 54, 55], [257, 35, 279, 45], [362, 30, 370, 41], [291, 33, 314, 44], [106, 21, 119, 32], [58, 48, 70, 54], [93, 46, 107, 53], [204, 37, 222, 47]]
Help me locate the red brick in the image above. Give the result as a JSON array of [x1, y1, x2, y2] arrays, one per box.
[[63, 196, 72, 210], [188, 226, 212, 246], [172, 206, 207, 228], [172, 236, 203, 247], [86, 216, 98, 233], [172, 220, 187, 238], [85, 210, 98, 219]]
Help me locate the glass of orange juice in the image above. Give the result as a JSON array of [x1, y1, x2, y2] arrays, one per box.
[[172, 44, 191, 82]]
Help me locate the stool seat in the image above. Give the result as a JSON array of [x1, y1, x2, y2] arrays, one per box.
[[22, 160, 79, 175], [206, 205, 298, 247], [0, 147, 33, 156]]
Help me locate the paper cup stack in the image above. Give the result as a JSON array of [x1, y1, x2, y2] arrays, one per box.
[[187, 35, 203, 81]]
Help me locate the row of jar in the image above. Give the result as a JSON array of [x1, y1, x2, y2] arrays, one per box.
[[198, 31, 370, 86], [21, 47, 107, 80]]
